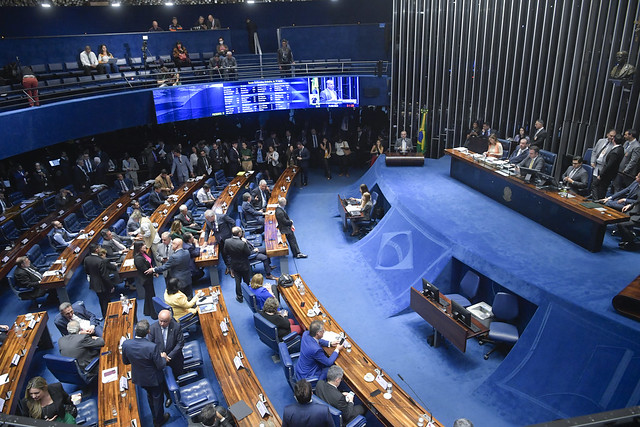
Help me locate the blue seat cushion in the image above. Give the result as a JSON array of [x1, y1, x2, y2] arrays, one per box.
[[488, 321, 519, 343]]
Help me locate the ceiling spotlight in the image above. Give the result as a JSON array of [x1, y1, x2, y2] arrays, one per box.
[[41, 1, 51, 7], [111, 1, 121, 6], [165, 1, 174, 5]]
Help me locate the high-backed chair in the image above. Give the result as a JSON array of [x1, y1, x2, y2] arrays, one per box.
[[27, 243, 59, 272], [164, 366, 218, 419], [64, 212, 89, 232], [1, 219, 21, 242], [312, 395, 367, 427], [96, 189, 116, 208], [8, 191, 24, 205], [48, 228, 68, 252], [539, 149, 557, 176], [278, 342, 318, 390], [581, 164, 594, 195], [482, 292, 520, 360], [182, 340, 204, 372], [75, 399, 98, 426], [7, 265, 49, 306], [241, 283, 259, 313], [237, 205, 263, 234], [253, 312, 300, 355], [20, 207, 40, 230], [81, 200, 99, 220], [42, 194, 57, 213], [42, 354, 99, 385], [583, 148, 593, 165], [110, 218, 126, 236], [152, 297, 199, 331], [445, 270, 480, 308]]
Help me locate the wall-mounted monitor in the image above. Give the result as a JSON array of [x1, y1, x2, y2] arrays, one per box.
[[153, 76, 360, 124]]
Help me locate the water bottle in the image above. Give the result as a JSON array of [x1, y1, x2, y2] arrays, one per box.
[[120, 294, 127, 309], [14, 322, 23, 338]]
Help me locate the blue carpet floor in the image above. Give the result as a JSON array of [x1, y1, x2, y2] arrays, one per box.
[[4, 155, 640, 427]]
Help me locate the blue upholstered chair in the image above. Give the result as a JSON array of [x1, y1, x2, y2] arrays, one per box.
[[96, 189, 116, 208], [254, 312, 300, 356], [8, 191, 24, 205], [48, 228, 68, 252], [237, 205, 263, 234], [75, 399, 98, 426], [1, 220, 21, 242], [42, 354, 99, 385], [241, 283, 259, 313], [64, 212, 89, 233], [278, 342, 318, 390], [182, 340, 204, 372], [7, 265, 48, 305], [152, 296, 199, 331], [445, 270, 480, 308], [583, 148, 593, 165], [582, 164, 594, 194], [20, 207, 40, 230], [81, 200, 99, 220], [539, 149, 557, 176], [311, 395, 367, 427], [164, 366, 218, 419], [110, 218, 126, 236], [482, 292, 520, 360], [42, 194, 57, 213], [26, 243, 59, 272]]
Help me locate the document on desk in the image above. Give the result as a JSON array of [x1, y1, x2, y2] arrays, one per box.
[[122, 259, 134, 268], [346, 205, 361, 214]]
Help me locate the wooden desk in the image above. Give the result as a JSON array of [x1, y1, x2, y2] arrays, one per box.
[[40, 185, 151, 302], [281, 275, 442, 426], [99, 299, 139, 426], [198, 287, 282, 426], [194, 171, 255, 286], [119, 177, 206, 279], [0, 311, 50, 414], [0, 192, 97, 281], [613, 273, 640, 321], [337, 195, 363, 232], [0, 192, 52, 228], [445, 148, 628, 251], [384, 153, 424, 166], [264, 167, 299, 274], [409, 287, 488, 353]]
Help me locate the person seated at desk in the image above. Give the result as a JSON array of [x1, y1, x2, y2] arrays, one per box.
[[221, 51, 237, 81], [149, 183, 168, 210], [113, 173, 133, 196], [516, 145, 545, 175], [58, 320, 104, 372], [18, 377, 76, 423], [54, 188, 73, 210], [260, 296, 303, 338], [251, 180, 271, 212], [315, 365, 367, 425], [616, 198, 640, 250], [196, 183, 216, 208], [154, 169, 174, 194], [600, 172, 640, 211], [349, 192, 373, 236], [164, 277, 197, 321], [14, 256, 51, 301], [199, 404, 235, 427], [242, 192, 265, 228], [562, 156, 589, 195], [175, 204, 201, 236], [54, 301, 102, 337], [127, 209, 143, 235], [101, 228, 131, 264], [295, 320, 344, 381], [283, 379, 333, 427], [97, 44, 119, 74], [483, 134, 503, 158], [249, 273, 280, 310], [348, 184, 369, 204], [51, 220, 78, 247], [394, 130, 414, 153], [509, 138, 530, 164]]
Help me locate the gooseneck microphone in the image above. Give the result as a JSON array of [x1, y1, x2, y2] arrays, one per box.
[[397, 373, 434, 425]]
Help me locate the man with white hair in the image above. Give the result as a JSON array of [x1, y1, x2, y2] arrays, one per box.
[[175, 204, 201, 236], [58, 320, 104, 371], [251, 179, 271, 211], [315, 365, 366, 424], [275, 197, 307, 258]]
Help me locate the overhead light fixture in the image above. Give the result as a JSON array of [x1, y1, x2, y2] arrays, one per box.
[[165, 1, 174, 5], [247, 0, 255, 3], [111, 1, 121, 6], [41, 1, 51, 7]]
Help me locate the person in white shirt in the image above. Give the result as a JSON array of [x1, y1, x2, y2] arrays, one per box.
[[52, 220, 78, 247], [122, 153, 140, 186], [196, 183, 216, 208], [394, 130, 414, 153], [80, 45, 106, 75], [335, 140, 351, 176]]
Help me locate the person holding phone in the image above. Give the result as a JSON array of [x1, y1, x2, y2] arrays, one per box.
[[295, 320, 344, 381]]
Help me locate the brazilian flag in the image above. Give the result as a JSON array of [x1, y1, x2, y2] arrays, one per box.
[[417, 109, 428, 153]]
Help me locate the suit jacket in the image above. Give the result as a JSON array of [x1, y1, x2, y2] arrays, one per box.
[[196, 156, 212, 176], [620, 140, 640, 176], [531, 128, 547, 147], [102, 236, 129, 259], [148, 318, 185, 375], [315, 380, 358, 424], [228, 147, 240, 166], [562, 166, 589, 193], [58, 333, 104, 369], [295, 331, 337, 381], [14, 266, 41, 289], [298, 147, 311, 169], [592, 138, 611, 165], [204, 213, 234, 242], [251, 187, 271, 210], [83, 253, 114, 293], [242, 201, 264, 223], [394, 137, 414, 152], [282, 402, 333, 427], [223, 236, 253, 272], [149, 190, 167, 210], [171, 154, 193, 179], [54, 302, 101, 336], [610, 181, 640, 202], [134, 252, 154, 288], [113, 178, 134, 195], [518, 155, 545, 171], [154, 242, 174, 266], [600, 145, 624, 182], [275, 206, 294, 234], [154, 248, 192, 289], [73, 165, 91, 192], [122, 336, 166, 387], [509, 147, 529, 164], [175, 211, 198, 228]]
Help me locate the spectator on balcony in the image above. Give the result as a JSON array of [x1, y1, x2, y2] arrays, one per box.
[[207, 14, 221, 30], [80, 45, 105, 75], [172, 41, 191, 69], [97, 44, 119, 74], [148, 20, 163, 31], [21, 66, 39, 107], [221, 51, 237, 81], [277, 39, 294, 77], [193, 16, 208, 30], [157, 67, 180, 87], [169, 17, 183, 31]]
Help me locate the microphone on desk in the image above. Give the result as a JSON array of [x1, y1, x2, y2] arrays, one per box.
[[398, 373, 434, 426]]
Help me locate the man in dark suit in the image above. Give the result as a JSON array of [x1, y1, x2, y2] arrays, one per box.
[[315, 365, 366, 425], [601, 172, 640, 211], [508, 139, 530, 164], [517, 145, 545, 176], [148, 309, 185, 408], [101, 229, 131, 265], [113, 173, 134, 195], [58, 320, 104, 371], [54, 301, 102, 337], [242, 193, 265, 225], [251, 180, 271, 211], [227, 141, 241, 176], [149, 183, 168, 210], [614, 129, 640, 192], [122, 320, 169, 427], [203, 209, 235, 274], [296, 142, 311, 186], [283, 379, 333, 427], [295, 320, 343, 381], [223, 227, 253, 303], [148, 238, 193, 298], [616, 197, 640, 250], [13, 256, 49, 300], [175, 204, 201, 236], [275, 197, 307, 259], [209, 141, 224, 172], [83, 243, 116, 316], [72, 159, 91, 193], [592, 134, 625, 200], [531, 119, 548, 150], [195, 149, 213, 176], [562, 156, 590, 196], [0, 191, 10, 215]]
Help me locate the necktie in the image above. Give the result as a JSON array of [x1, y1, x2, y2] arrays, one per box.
[[529, 158, 535, 168], [0, 199, 5, 213], [85, 160, 92, 172], [569, 168, 577, 179], [28, 267, 43, 281], [261, 191, 266, 207], [624, 141, 630, 152], [313, 135, 318, 148], [162, 327, 167, 346], [165, 244, 169, 255], [121, 180, 127, 192]]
